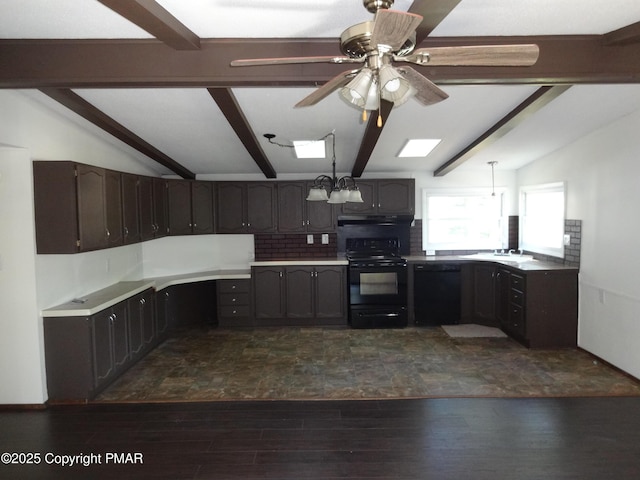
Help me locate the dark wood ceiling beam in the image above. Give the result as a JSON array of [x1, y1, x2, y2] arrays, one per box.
[[603, 21, 640, 46], [39, 88, 195, 179], [351, 100, 394, 178], [207, 88, 277, 179], [2, 35, 640, 88], [409, 0, 462, 45], [98, 0, 200, 50], [433, 85, 572, 177]]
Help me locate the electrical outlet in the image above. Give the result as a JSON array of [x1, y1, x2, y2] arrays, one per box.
[[307, 234, 314, 244], [563, 234, 571, 246], [426, 250, 436, 256], [321, 233, 329, 244]]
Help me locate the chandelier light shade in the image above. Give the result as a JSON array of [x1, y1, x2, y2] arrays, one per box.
[[305, 133, 364, 204]]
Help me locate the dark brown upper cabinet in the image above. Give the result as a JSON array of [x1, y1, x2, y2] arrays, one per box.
[[216, 182, 276, 234], [120, 173, 142, 245], [341, 179, 414, 215], [277, 181, 336, 233], [121, 173, 141, 245], [167, 180, 214, 236], [34, 161, 113, 253], [191, 181, 215, 235], [105, 169, 124, 248]]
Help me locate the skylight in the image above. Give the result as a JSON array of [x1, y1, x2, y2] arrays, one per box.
[[293, 140, 326, 159], [398, 139, 441, 158]]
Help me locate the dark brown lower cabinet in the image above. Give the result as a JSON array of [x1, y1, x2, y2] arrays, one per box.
[[462, 262, 578, 348], [128, 289, 156, 361], [217, 279, 252, 327], [252, 265, 347, 326], [44, 289, 155, 402]]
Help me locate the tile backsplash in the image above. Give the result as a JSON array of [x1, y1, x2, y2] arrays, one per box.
[[255, 233, 338, 260]]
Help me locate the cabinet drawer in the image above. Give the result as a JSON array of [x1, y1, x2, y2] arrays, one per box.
[[219, 305, 250, 318], [219, 292, 250, 306], [218, 279, 250, 294], [511, 289, 525, 307], [510, 274, 525, 291], [511, 305, 525, 336]]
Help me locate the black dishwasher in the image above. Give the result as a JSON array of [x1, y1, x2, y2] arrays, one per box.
[[414, 263, 461, 325]]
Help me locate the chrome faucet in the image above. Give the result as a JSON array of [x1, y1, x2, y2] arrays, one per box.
[[508, 249, 516, 256]]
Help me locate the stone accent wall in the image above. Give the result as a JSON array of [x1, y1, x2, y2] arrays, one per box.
[[254, 233, 338, 260]]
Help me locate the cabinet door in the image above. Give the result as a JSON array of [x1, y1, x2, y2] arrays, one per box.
[[305, 182, 336, 232], [495, 268, 511, 329], [121, 173, 141, 244], [128, 294, 144, 360], [138, 176, 156, 241], [92, 309, 114, 388], [33, 161, 79, 254], [253, 267, 285, 319], [77, 163, 108, 251], [314, 266, 346, 319], [377, 179, 415, 214], [111, 302, 129, 371], [247, 182, 277, 233], [140, 290, 155, 348], [341, 181, 376, 214], [472, 264, 497, 325], [192, 181, 214, 234], [285, 266, 315, 318], [105, 169, 124, 248], [277, 182, 306, 233], [167, 180, 193, 235], [153, 178, 169, 237], [216, 182, 246, 233]]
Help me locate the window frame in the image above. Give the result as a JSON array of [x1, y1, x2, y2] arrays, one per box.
[[421, 187, 508, 252], [518, 182, 566, 258]]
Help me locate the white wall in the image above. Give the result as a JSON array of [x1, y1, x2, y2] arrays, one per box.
[[142, 234, 254, 277], [0, 90, 162, 404], [518, 109, 640, 379], [0, 148, 47, 404]]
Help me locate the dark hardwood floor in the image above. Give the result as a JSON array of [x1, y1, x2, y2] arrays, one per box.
[[2, 397, 640, 479]]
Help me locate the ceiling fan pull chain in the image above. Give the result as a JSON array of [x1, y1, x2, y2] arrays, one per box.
[[377, 112, 383, 127], [362, 108, 368, 122]]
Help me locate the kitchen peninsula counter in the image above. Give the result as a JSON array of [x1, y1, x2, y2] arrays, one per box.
[[42, 269, 251, 317], [405, 255, 578, 272]]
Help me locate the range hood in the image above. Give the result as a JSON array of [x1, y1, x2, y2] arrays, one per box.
[[337, 214, 414, 226]]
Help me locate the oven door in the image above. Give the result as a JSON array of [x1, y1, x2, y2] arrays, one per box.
[[348, 264, 407, 306]]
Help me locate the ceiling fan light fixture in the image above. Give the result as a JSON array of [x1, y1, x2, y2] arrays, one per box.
[[340, 68, 374, 108], [379, 64, 412, 105]]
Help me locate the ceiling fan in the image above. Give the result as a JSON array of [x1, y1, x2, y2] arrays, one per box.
[[230, 0, 539, 126]]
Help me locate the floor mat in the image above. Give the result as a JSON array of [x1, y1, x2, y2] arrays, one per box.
[[442, 324, 508, 338]]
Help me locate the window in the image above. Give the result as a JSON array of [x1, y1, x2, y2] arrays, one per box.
[[519, 182, 565, 257], [422, 189, 506, 251]]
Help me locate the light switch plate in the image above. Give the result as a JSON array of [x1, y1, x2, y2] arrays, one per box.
[[563, 234, 571, 246], [307, 234, 314, 244], [321, 233, 329, 244]]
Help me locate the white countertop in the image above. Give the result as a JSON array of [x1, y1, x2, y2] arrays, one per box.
[[42, 280, 156, 317], [251, 259, 348, 267], [405, 255, 578, 271], [42, 269, 251, 318]]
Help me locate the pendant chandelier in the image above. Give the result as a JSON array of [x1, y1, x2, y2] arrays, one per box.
[[306, 132, 364, 204]]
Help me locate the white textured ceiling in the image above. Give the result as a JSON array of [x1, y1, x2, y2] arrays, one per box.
[[2, 0, 640, 178]]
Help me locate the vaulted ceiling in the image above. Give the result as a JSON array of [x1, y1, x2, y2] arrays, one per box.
[[2, 0, 640, 180]]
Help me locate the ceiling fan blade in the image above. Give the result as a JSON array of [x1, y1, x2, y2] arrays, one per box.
[[370, 9, 423, 51], [230, 56, 363, 67], [295, 69, 359, 108], [408, 0, 462, 44], [397, 66, 449, 106], [402, 44, 540, 66]]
